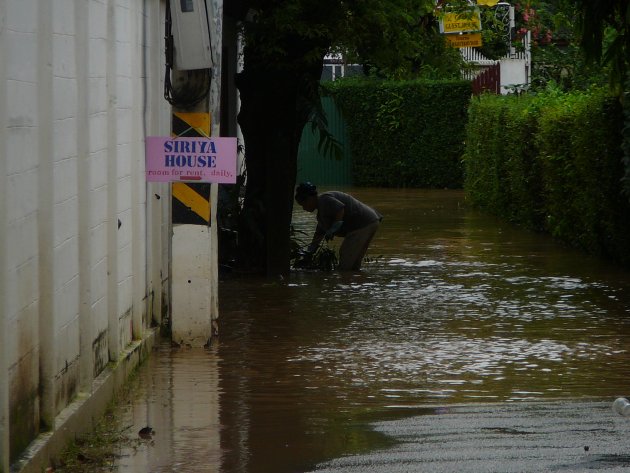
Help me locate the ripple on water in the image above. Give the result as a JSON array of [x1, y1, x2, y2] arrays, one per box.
[[110, 189, 630, 473]]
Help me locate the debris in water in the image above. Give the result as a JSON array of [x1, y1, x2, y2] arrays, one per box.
[[139, 426, 155, 439]]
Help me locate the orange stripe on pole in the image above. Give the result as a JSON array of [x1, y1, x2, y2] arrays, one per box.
[[172, 182, 211, 222]]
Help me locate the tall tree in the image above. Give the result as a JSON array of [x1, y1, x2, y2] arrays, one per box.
[[573, 0, 629, 94], [234, 0, 344, 276], [572, 0, 630, 193], [231, 0, 464, 276]]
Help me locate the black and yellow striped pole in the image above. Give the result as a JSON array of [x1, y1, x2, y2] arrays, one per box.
[[169, 108, 218, 348], [171, 112, 212, 225], [164, 0, 221, 348]]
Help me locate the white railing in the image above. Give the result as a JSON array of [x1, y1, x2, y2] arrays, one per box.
[[461, 33, 531, 66], [461, 67, 489, 81], [460, 47, 498, 66]]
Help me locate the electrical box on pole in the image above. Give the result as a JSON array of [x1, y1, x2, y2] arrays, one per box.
[[170, 0, 213, 70]]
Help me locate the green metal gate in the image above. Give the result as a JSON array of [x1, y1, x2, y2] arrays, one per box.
[[297, 96, 353, 186]]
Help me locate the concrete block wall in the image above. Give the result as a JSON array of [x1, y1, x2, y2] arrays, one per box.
[[0, 0, 172, 470]]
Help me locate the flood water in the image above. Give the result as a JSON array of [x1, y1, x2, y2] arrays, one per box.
[[112, 189, 630, 473]]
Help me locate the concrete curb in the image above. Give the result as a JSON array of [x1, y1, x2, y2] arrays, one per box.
[[11, 328, 158, 473]]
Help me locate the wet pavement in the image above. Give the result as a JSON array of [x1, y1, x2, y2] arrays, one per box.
[[108, 189, 630, 473], [310, 401, 630, 472]]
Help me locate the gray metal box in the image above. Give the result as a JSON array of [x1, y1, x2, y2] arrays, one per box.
[[171, 0, 213, 70]]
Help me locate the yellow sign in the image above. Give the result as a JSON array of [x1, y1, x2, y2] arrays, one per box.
[[440, 11, 482, 33], [445, 33, 483, 48], [477, 0, 499, 6]]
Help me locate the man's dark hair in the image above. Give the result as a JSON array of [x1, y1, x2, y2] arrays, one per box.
[[295, 182, 317, 203]]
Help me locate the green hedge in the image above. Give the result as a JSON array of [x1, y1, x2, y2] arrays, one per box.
[[464, 94, 544, 229], [323, 79, 471, 188], [465, 89, 630, 265]]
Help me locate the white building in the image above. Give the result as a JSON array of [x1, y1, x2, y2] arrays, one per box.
[[0, 1, 237, 471]]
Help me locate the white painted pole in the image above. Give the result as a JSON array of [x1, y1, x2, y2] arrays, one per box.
[[170, 0, 223, 346]]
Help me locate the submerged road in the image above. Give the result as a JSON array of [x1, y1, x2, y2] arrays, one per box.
[[107, 189, 630, 473], [311, 401, 630, 473]]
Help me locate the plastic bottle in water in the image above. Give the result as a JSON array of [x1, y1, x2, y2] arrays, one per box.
[[612, 397, 630, 416]]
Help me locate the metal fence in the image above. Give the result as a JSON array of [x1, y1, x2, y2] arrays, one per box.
[[297, 96, 353, 186]]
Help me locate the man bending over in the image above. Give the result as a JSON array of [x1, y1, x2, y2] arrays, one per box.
[[295, 182, 382, 271]]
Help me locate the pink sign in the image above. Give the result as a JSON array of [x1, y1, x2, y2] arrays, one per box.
[[145, 136, 237, 183]]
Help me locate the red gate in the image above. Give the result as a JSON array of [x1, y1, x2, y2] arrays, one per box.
[[472, 63, 501, 95]]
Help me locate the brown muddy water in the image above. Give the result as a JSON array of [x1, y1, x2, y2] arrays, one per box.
[[111, 189, 630, 473]]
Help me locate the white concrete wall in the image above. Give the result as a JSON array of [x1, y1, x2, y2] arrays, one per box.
[[500, 59, 529, 94], [0, 0, 171, 469]]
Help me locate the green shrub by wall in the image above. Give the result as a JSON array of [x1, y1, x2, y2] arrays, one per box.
[[465, 89, 630, 265], [465, 94, 545, 229], [324, 79, 471, 188]]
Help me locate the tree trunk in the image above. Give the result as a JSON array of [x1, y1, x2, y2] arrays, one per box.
[[236, 53, 323, 276]]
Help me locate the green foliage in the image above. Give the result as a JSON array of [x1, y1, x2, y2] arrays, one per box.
[[239, 1, 340, 73], [324, 78, 471, 188], [334, 0, 465, 80], [507, 1, 608, 92], [574, 0, 630, 97], [290, 226, 338, 271], [464, 88, 630, 265], [477, 7, 511, 60], [465, 94, 544, 228], [292, 243, 339, 272], [408, 29, 465, 80], [57, 382, 142, 472], [308, 99, 344, 161], [537, 90, 629, 255], [238, 0, 467, 81], [530, 43, 610, 92]]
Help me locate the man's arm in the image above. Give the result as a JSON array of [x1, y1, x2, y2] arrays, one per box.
[[307, 225, 326, 253]]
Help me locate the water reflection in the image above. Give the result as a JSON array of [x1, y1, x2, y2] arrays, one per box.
[[114, 345, 221, 472], [115, 189, 630, 473]]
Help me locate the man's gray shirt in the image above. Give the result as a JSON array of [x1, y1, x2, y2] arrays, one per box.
[[316, 191, 382, 237]]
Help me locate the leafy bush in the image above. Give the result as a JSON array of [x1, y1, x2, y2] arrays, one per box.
[[465, 94, 544, 229], [324, 78, 471, 188], [537, 90, 630, 258], [465, 88, 630, 265]]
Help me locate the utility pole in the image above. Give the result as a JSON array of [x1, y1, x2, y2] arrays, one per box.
[[164, 0, 223, 347]]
